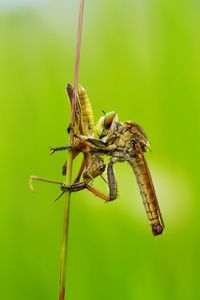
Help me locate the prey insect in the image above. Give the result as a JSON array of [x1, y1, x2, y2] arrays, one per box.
[[30, 84, 164, 236], [30, 84, 110, 201]]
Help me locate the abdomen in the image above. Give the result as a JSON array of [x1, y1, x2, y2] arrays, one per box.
[[129, 153, 164, 236]]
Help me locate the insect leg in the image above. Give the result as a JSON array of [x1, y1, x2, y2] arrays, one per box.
[[50, 146, 71, 155], [86, 138, 106, 148], [61, 155, 112, 201], [107, 161, 117, 200], [85, 185, 110, 201], [61, 182, 110, 201], [29, 176, 63, 191], [100, 174, 108, 184], [61, 159, 118, 202]]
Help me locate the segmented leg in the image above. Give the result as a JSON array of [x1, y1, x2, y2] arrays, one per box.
[[83, 137, 118, 152], [107, 161, 117, 200], [50, 146, 71, 155], [29, 176, 63, 191], [61, 157, 116, 202], [29, 172, 114, 203], [61, 182, 110, 201], [86, 138, 107, 148], [30, 153, 117, 203]]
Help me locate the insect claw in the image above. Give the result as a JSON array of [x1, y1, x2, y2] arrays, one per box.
[[61, 184, 68, 191], [100, 175, 108, 184], [29, 176, 35, 191], [52, 191, 66, 204], [49, 146, 71, 154], [49, 147, 56, 155], [104, 199, 111, 204], [61, 184, 73, 192]]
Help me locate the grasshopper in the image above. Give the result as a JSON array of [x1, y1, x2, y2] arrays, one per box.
[[30, 84, 109, 201]]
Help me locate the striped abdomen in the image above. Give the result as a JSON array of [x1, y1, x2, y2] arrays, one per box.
[[78, 86, 94, 136], [129, 152, 164, 236]]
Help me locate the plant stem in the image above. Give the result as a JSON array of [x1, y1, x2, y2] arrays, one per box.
[[59, 1, 85, 299], [59, 150, 73, 300]]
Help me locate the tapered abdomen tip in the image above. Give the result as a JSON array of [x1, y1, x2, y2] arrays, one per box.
[[152, 224, 164, 236]]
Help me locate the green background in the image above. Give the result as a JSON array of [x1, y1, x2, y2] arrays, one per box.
[[1, 1, 199, 299]]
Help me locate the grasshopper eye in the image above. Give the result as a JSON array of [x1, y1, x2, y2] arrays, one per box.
[[103, 111, 116, 129]]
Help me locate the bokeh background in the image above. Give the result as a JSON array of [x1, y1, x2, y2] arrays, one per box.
[[1, 0, 200, 299]]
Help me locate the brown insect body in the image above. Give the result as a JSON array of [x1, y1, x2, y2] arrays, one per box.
[[49, 85, 164, 236], [105, 121, 164, 235], [129, 148, 164, 236], [83, 119, 164, 235]]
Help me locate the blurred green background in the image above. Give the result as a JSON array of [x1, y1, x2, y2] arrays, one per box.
[[1, 0, 199, 299]]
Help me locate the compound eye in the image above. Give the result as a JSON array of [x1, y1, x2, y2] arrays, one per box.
[[104, 111, 116, 129]]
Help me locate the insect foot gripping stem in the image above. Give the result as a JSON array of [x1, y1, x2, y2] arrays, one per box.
[[152, 224, 163, 236], [49, 146, 71, 155], [61, 182, 87, 192]]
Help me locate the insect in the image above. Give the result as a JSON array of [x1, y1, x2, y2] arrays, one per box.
[[94, 117, 165, 235], [30, 84, 164, 236], [62, 83, 107, 189], [30, 84, 109, 201], [60, 83, 96, 178]]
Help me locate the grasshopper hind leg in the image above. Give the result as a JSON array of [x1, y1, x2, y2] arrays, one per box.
[[61, 157, 117, 202]]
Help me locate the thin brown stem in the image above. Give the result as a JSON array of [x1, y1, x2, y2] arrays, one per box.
[[59, 151, 72, 300], [59, 1, 85, 299], [71, 0, 85, 145]]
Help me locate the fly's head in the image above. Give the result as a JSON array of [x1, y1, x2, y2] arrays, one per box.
[[103, 111, 117, 130], [95, 111, 119, 138]]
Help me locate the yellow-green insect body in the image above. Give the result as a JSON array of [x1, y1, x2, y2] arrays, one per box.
[[78, 86, 94, 136]]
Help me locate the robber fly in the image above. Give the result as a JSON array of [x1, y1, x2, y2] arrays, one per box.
[[52, 113, 164, 236], [86, 116, 165, 236], [30, 84, 164, 236]]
